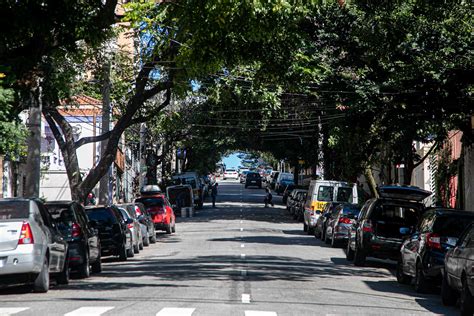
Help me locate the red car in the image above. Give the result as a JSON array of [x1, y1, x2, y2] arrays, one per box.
[[136, 193, 176, 234]]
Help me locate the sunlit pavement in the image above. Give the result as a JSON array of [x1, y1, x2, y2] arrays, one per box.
[[0, 180, 457, 315]]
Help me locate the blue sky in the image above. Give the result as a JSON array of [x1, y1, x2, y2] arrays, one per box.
[[223, 152, 242, 169]]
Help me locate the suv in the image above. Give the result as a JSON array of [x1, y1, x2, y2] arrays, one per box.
[[85, 205, 133, 260], [346, 185, 431, 266], [245, 172, 262, 188], [397, 208, 474, 292], [46, 201, 101, 278]]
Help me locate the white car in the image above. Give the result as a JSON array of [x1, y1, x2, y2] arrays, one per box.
[[223, 169, 239, 180]]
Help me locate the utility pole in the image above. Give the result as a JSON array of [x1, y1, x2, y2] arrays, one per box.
[[99, 62, 111, 205], [24, 80, 42, 197], [138, 123, 147, 190]]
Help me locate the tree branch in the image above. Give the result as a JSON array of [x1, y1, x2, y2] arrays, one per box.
[[43, 108, 66, 151], [128, 86, 172, 126], [413, 141, 439, 169], [74, 131, 112, 149]]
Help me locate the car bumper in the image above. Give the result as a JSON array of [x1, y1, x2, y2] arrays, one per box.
[[67, 242, 86, 267], [363, 237, 403, 260], [0, 244, 44, 276]]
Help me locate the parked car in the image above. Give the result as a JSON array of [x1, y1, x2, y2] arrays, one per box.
[[136, 193, 176, 234], [324, 203, 360, 247], [286, 189, 303, 214], [117, 204, 144, 253], [245, 172, 262, 188], [275, 172, 294, 195], [223, 168, 239, 180], [172, 173, 205, 209], [314, 202, 341, 240], [441, 222, 474, 315], [134, 202, 157, 245], [346, 185, 431, 266], [85, 205, 133, 260], [166, 184, 194, 216], [293, 191, 308, 222], [0, 198, 69, 292], [45, 201, 101, 278], [397, 208, 474, 293]]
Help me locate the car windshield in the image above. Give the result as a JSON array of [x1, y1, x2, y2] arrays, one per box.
[[372, 204, 420, 225], [341, 205, 360, 219], [247, 173, 259, 179], [86, 208, 117, 224], [137, 197, 165, 208], [0, 200, 30, 220]]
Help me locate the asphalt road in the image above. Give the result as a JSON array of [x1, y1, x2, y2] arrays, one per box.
[[0, 180, 458, 316]]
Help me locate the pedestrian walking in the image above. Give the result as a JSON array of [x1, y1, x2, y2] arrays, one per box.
[[264, 187, 274, 207], [211, 183, 218, 207]]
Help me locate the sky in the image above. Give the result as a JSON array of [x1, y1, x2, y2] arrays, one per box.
[[222, 152, 242, 169]]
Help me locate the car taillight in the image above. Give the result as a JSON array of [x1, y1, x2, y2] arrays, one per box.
[[427, 233, 441, 249], [72, 222, 82, 238], [339, 217, 351, 224], [127, 222, 134, 229], [362, 220, 373, 233], [18, 222, 34, 244]]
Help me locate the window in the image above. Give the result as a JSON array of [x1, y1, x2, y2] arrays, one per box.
[[336, 187, 353, 203], [0, 200, 30, 219], [372, 204, 420, 226], [136, 197, 165, 208], [86, 208, 117, 225], [317, 186, 334, 202], [432, 215, 474, 237]]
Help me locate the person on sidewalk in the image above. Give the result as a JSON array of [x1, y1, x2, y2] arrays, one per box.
[[211, 183, 218, 207], [264, 187, 274, 207]]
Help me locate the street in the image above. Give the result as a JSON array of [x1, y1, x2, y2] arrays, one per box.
[[0, 181, 458, 316]]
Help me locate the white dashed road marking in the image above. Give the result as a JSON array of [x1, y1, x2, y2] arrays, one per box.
[[65, 307, 114, 316], [242, 294, 251, 304], [0, 308, 29, 315], [156, 308, 195, 316], [241, 244, 245, 248], [245, 312, 278, 316]]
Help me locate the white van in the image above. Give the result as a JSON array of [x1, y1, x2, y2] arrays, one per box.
[[172, 172, 204, 209], [303, 180, 358, 234]]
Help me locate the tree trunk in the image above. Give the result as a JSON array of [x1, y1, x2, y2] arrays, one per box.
[[99, 62, 111, 204], [364, 166, 379, 198]]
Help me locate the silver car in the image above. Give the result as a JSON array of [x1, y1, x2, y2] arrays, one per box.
[[0, 198, 69, 292], [118, 206, 142, 254]]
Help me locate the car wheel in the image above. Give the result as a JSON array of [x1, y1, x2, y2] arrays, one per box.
[[414, 261, 428, 293], [324, 232, 331, 245], [91, 255, 102, 274], [78, 251, 90, 279], [460, 276, 474, 316], [396, 258, 411, 285], [171, 222, 176, 233], [139, 241, 144, 250], [33, 256, 50, 293], [330, 234, 337, 248], [133, 242, 139, 254], [127, 246, 135, 258], [441, 271, 457, 306], [346, 241, 355, 261], [150, 232, 157, 244], [166, 224, 172, 234], [119, 244, 127, 261], [56, 257, 70, 285], [143, 234, 150, 247], [303, 222, 308, 232], [353, 245, 366, 266]]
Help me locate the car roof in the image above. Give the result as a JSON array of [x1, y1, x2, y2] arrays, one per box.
[[45, 200, 75, 205], [425, 208, 474, 216]]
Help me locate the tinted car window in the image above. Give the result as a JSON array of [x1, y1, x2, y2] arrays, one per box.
[[86, 208, 117, 224], [336, 187, 353, 203], [247, 173, 259, 179], [372, 203, 420, 225], [136, 197, 165, 208], [341, 205, 360, 219], [0, 200, 30, 219], [318, 186, 334, 202], [433, 215, 474, 237]]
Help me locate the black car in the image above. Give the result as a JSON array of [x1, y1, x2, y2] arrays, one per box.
[[85, 205, 133, 260], [46, 201, 101, 277], [314, 202, 341, 240], [397, 208, 474, 292], [324, 203, 360, 247], [346, 185, 431, 266], [442, 222, 474, 315], [293, 191, 307, 222], [135, 202, 157, 245], [245, 172, 262, 188]]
